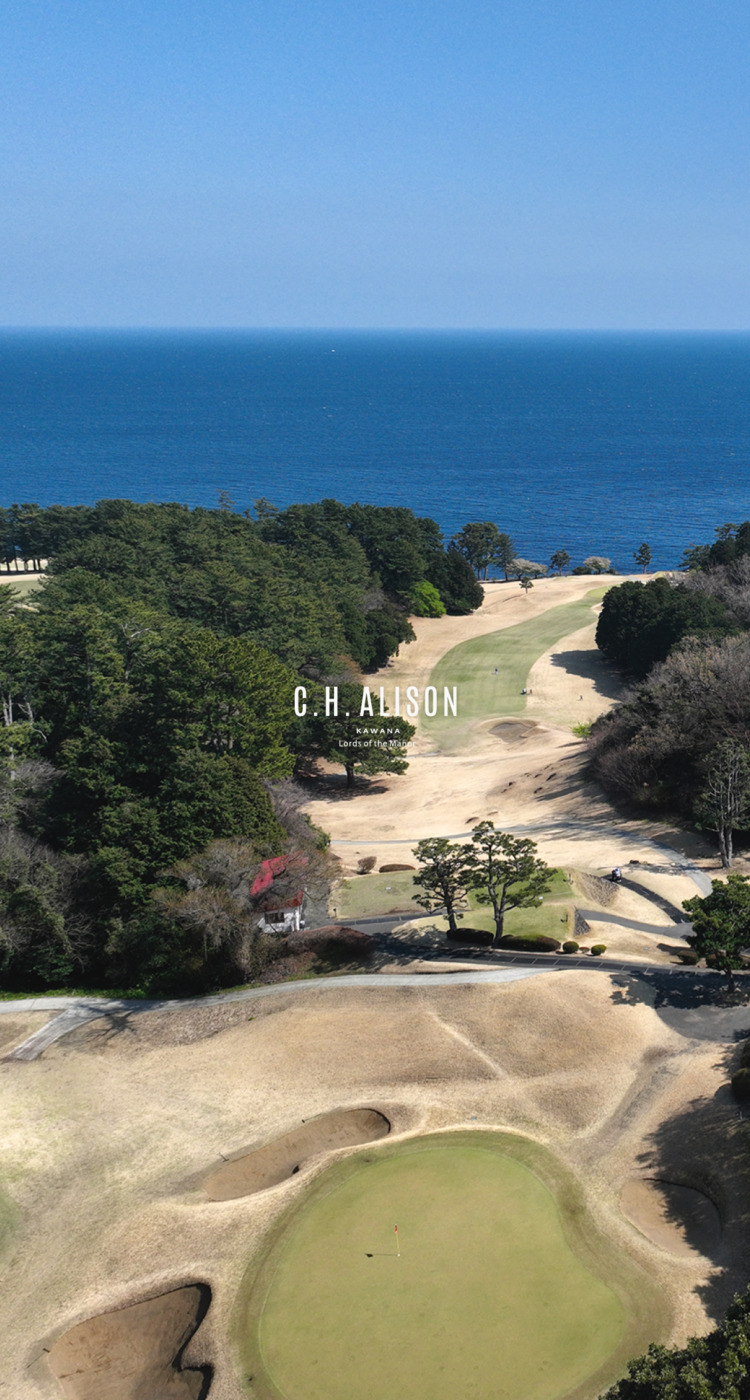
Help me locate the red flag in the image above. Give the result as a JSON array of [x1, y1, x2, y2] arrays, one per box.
[[394, 1224, 398, 1233]]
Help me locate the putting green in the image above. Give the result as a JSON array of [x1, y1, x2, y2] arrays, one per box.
[[236, 1133, 666, 1400], [424, 589, 607, 751]]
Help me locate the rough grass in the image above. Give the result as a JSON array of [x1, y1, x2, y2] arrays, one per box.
[[0, 1185, 18, 1259], [424, 590, 607, 751], [236, 1131, 668, 1400]]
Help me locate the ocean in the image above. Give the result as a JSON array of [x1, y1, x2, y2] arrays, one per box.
[[2, 329, 750, 571]]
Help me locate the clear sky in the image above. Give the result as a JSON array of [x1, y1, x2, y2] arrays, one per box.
[[2, 0, 749, 329]]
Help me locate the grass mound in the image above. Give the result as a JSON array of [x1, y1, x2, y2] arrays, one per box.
[[237, 1132, 666, 1400]]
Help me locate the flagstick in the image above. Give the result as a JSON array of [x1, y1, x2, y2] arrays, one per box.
[[395, 1224, 400, 1258]]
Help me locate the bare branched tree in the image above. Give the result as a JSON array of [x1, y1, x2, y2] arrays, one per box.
[[696, 741, 750, 869]]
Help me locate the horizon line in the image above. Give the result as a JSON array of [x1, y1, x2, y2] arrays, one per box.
[[2, 324, 750, 335]]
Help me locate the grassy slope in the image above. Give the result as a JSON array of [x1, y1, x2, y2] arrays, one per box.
[[423, 588, 607, 751], [237, 1131, 668, 1400]]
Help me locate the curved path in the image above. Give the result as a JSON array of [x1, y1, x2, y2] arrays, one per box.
[[1, 968, 549, 1061], [1, 850, 703, 1063], [335, 821, 712, 895], [1, 945, 729, 1062]]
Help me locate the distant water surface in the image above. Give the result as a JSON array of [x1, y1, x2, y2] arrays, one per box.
[[2, 329, 750, 569]]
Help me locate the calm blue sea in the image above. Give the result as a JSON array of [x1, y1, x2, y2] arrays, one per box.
[[2, 329, 750, 571]]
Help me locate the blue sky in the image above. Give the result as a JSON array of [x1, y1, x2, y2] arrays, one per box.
[[2, 0, 749, 328]]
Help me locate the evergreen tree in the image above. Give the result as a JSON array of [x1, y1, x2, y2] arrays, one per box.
[[468, 823, 552, 945], [293, 682, 415, 788], [412, 838, 476, 935], [683, 874, 750, 992]]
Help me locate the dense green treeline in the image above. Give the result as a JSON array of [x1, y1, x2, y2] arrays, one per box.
[[0, 497, 480, 995], [596, 576, 735, 679], [0, 498, 482, 668], [592, 523, 750, 859]]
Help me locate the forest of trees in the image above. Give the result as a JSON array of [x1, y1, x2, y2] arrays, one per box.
[[0, 497, 482, 996], [591, 524, 750, 861]]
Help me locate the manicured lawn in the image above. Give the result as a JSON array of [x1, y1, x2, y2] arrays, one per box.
[[456, 902, 573, 942], [467, 867, 573, 904], [335, 868, 573, 930], [335, 871, 423, 919], [238, 1132, 662, 1400], [424, 589, 606, 750]]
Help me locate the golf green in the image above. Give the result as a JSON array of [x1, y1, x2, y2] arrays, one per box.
[[237, 1133, 662, 1400]]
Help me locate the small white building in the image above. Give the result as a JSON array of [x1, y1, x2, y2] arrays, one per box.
[[251, 855, 306, 935]]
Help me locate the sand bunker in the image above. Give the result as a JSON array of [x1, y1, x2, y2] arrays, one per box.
[[490, 718, 541, 742], [203, 1107, 390, 1201], [46, 1283, 211, 1400], [621, 1178, 722, 1259]]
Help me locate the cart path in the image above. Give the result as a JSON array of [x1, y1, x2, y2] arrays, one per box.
[[335, 819, 712, 895], [2, 949, 734, 1063]]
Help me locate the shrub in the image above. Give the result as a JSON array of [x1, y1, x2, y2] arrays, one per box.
[[731, 1067, 750, 1101], [357, 856, 377, 874], [676, 949, 700, 965], [379, 863, 415, 872], [590, 943, 607, 956], [562, 940, 580, 953], [446, 926, 494, 946], [409, 580, 446, 617], [498, 934, 561, 953]]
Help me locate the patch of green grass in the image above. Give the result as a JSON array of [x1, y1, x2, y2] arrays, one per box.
[[0, 574, 46, 599], [466, 867, 572, 907], [337, 869, 572, 927], [572, 720, 593, 737], [335, 871, 422, 919], [427, 903, 572, 942], [0, 1186, 18, 1261], [236, 1130, 670, 1400], [424, 590, 607, 751]]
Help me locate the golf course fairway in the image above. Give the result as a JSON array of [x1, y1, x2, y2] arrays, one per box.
[[237, 1132, 665, 1400], [423, 589, 607, 750]]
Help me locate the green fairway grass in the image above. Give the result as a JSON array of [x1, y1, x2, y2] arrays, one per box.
[[335, 867, 572, 929], [236, 1131, 667, 1400], [424, 589, 607, 751]]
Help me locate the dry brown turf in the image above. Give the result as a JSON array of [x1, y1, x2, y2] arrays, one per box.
[[3, 972, 750, 1399]]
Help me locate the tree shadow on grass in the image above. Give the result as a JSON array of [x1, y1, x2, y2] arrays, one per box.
[[294, 769, 389, 801], [631, 1063, 750, 1322], [549, 648, 623, 700], [611, 970, 750, 1020]]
